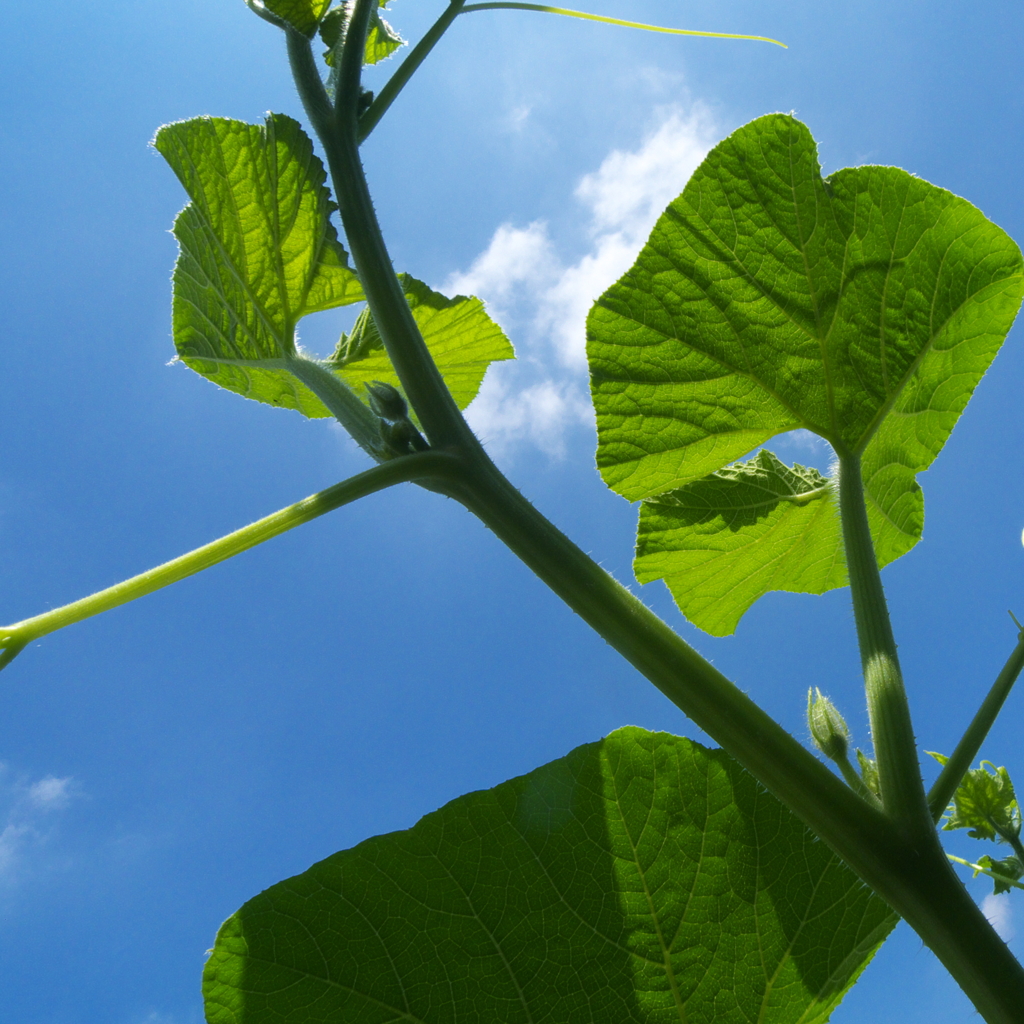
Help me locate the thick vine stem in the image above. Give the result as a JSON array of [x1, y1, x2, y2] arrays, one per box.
[[0, 453, 461, 673], [283, 25, 1024, 1020], [836, 453, 933, 838]]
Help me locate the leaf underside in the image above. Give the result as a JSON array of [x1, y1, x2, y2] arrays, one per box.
[[330, 273, 515, 413], [156, 116, 512, 423], [588, 114, 1024, 633], [155, 114, 364, 419], [261, 0, 332, 36], [636, 450, 844, 636], [204, 728, 895, 1024]]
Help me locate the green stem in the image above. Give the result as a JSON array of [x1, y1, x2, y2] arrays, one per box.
[[359, 1, 467, 143], [244, 0, 290, 32], [835, 751, 882, 808], [459, 3, 787, 47], [928, 625, 1024, 820], [948, 854, 1024, 892], [286, 28, 1024, 1019], [838, 453, 931, 836], [0, 453, 460, 672], [288, 24, 477, 451]]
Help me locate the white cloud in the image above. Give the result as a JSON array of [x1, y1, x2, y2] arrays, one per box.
[[466, 375, 592, 459], [445, 221, 557, 310], [982, 893, 1015, 941], [29, 775, 73, 810], [447, 104, 719, 455], [0, 764, 77, 886]]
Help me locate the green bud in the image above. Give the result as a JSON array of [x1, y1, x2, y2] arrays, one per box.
[[857, 749, 880, 798], [807, 687, 851, 762], [365, 381, 409, 422]]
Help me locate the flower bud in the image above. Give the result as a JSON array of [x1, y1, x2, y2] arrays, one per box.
[[807, 687, 851, 762], [365, 381, 409, 421]]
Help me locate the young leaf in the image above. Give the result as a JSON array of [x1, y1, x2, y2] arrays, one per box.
[[330, 273, 515, 411], [589, 114, 1023, 631], [942, 761, 1020, 843], [976, 855, 1024, 896], [634, 450, 842, 635], [204, 728, 895, 1024], [365, 3, 404, 64], [321, 2, 404, 68], [155, 115, 365, 419], [259, 0, 332, 36]]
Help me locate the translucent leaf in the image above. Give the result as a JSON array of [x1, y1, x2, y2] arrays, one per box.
[[942, 761, 1020, 843], [365, 5, 404, 64], [204, 728, 895, 1024], [589, 114, 1024, 630], [635, 450, 843, 635], [155, 114, 365, 419], [330, 274, 515, 411], [260, 0, 331, 36], [321, 2, 405, 68]]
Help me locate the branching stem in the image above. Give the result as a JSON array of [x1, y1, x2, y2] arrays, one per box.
[[837, 453, 932, 836], [0, 453, 460, 674]]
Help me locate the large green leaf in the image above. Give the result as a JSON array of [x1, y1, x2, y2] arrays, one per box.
[[204, 728, 895, 1024], [635, 450, 844, 636], [260, 0, 332, 36], [588, 114, 1024, 631], [155, 114, 365, 419], [330, 273, 515, 411]]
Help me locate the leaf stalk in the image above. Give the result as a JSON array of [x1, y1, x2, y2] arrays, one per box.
[[0, 453, 460, 673], [928, 624, 1024, 820], [837, 453, 932, 836]]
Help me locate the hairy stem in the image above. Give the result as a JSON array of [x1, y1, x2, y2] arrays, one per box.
[[284, 27, 1024, 1020], [359, 1, 467, 142], [0, 453, 460, 673], [928, 625, 1024, 820], [837, 454, 932, 836]]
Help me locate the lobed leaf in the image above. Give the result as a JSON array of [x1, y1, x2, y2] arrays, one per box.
[[589, 114, 1024, 631], [155, 114, 365, 419], [260, 0, 332, 36], [941, 760, 1020, 843], [330, 273, 515, 411], [636, 451, 843, 635], [204, 727, 895, 1024]]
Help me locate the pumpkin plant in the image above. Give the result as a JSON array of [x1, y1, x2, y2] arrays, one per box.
[[2, 2, 1023, 1021]]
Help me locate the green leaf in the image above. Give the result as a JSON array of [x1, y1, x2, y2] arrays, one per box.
[[977, 855, 1024, 896], [942, 761, 1020, 843], [635, 450, 843, 635], [260, 0, 332, 36], [204, 728, 895, 1024], [320, 2, 404, 68], [365, 4, 404, 65], [329, 273, 515, 411], [155, 114, 365, 419], [589, 114, 1024, 630]]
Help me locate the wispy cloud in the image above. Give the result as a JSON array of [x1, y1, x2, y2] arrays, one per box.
[[982, 892, 1015, 941], [0, 765, 77, 886], [446, 104, 719, 458]]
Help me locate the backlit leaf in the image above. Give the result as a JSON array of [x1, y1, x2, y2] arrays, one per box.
[[155, 114, 365, 420], [589, 114, 1024, 630], [330, 273, 515, 411], [635, 450, 843, 635], [260, 0, 331, 36], [204, 728, 895, 1024]]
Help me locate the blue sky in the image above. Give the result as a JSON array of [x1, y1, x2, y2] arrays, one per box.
[[1, 1, 1023, 1021]]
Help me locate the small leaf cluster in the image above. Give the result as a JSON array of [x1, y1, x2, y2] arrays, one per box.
[[935, 755, 1024, 894]]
